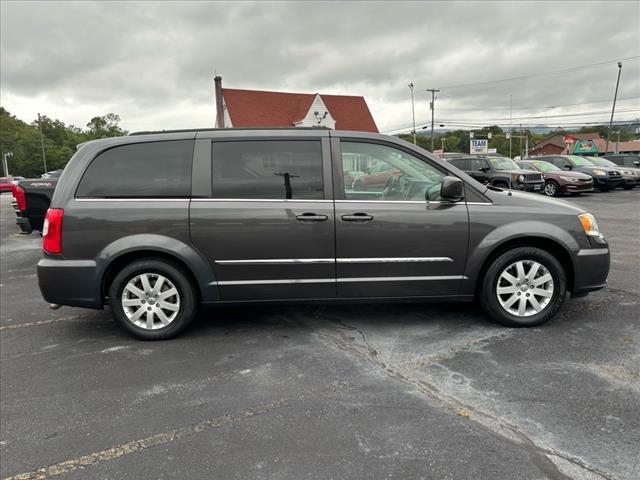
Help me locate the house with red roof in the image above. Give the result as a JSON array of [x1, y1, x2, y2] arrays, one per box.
[[214, 77, 378, 133]]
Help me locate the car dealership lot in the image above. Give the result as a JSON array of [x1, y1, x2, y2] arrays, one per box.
[[1, 191, 638, 480]]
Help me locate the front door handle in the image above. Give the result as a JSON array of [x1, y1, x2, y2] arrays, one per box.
[[296, 212, 328, 222], [341, 212, 374, 222]]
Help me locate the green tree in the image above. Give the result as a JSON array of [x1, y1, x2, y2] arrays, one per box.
[[0, 108, 128, 177]]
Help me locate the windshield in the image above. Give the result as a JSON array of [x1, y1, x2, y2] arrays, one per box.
[[568, 155, 595, 166], [585, 157, 616, 167], [488, 157, 520, 170], [531, 161, 560, 172]]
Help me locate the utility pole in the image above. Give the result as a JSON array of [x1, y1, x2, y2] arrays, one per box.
[[519, 123, 523, 158], [508, 95, 513, 158], [38, 113, 48, 174], [408, 83, 416, 145], [605, 62, 623, 155], [427, 88, 440, 152]]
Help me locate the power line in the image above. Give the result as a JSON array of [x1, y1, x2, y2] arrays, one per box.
[[436, 55, 640, 90], [381, 109, 640, 134], [437, 96, 640, 111], [385, 119, 639, 135]]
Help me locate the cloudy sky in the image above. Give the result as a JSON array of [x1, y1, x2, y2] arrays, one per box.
[[1, 1, 639, 134]]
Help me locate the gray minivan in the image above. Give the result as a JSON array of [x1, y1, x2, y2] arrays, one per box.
[[37, 129, 610, 339]]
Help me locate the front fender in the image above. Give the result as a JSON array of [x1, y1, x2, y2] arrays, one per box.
[[96, 234, 219, 302], [462, 220, 580, 295]]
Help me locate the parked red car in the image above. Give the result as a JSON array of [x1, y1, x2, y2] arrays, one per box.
[[1, 177, 24, 193], [517, 160, 593, 196]]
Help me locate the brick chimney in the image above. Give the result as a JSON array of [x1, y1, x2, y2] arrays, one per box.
[[214, 76, 224, 128]]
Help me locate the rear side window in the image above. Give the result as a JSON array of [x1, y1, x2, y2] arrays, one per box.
[[211, 140, 323, 199], [449, 158, 470, 170], [76, 140, 194, 198]]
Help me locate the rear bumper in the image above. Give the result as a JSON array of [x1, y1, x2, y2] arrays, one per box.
[[571, 245, 610, 296], [37, 258, 103, 309]]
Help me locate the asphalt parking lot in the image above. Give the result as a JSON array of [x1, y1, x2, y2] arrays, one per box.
[[1, 190, 639, 480]]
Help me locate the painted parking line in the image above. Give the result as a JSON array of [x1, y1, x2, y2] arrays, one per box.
[[0, 314, 89, 331], [2, 398, 288, 480]]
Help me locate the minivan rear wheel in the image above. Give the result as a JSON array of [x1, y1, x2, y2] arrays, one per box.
[[479, 247, 566, 327], [109, 259, 197, 340]]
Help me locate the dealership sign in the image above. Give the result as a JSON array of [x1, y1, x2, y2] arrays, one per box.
[[572, 140, 598, 155], [470, 139, 489, 154]]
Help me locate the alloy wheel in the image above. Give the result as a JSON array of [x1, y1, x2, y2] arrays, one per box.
[[496, 260, 554, 317], [121, 273, 180, 329], [544, 182, 557, 196]]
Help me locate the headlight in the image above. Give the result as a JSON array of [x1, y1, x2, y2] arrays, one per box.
[[578, 213, 600, 237], [559, 176, 578, 182], [592, 169, 607, 176], [518, 175, 525, 182]]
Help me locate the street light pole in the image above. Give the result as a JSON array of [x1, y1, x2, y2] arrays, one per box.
[[605, 62, 623, 155], [408, 83, 416, 145], [38, 113, 48, 174], [2, 152, 12, 177], [427, 88, 440, 152]]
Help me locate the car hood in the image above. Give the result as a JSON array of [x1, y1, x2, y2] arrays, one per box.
[[575, 165, 620, 173], [486, 188, 587, 215], [547, 170, 592, 179], [499, 169, 541, 175]]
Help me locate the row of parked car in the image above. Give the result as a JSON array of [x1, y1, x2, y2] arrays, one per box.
[[443, 153, 640, 197]]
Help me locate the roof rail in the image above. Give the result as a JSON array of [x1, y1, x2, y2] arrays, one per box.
[[129, 127, 332, 136]]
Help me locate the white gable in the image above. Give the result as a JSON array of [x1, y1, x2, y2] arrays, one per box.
[[294, 94, 336, 129], [222, 97, 233, 128]]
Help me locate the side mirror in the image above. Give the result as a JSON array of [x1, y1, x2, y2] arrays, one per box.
[[563, 164, 572, 170], [479, 167, 489, 173], [634, 161, 640, 166], [439, 176, 464, 202]]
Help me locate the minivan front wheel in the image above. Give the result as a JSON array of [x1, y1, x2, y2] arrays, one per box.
[[479, 247, 566, 327], [109, 259, 197, 340]]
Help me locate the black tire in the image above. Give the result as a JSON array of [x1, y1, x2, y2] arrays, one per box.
[[479, 247, 567, 327], [109, 258, 197, 340], [494, 181, 509, 189], [544, 180, 559, 197], [597, 185, 610, 192]]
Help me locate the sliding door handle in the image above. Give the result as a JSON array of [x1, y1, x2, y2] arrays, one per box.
[[341, 213, 374, 222], [296, 213, 328, 222]]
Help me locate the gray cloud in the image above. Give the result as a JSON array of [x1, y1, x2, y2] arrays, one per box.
[[1, 0, 639, 132]]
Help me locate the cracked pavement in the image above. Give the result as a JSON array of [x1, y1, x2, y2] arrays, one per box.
[[1, 190, 639, 479]]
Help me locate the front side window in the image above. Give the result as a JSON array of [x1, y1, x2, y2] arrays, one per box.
[[76, 140, 193, 198], [470, 158, 489, 171], [341, 141, 446, 201], [212, 140, 323, 200]]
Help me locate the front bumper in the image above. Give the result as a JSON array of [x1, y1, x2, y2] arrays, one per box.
[[571, 238, 610, 297], [518, 182, 545, 193], [594, 176, 623, 189], [37, 258, 103, 309], [561, 182, 594, 194]]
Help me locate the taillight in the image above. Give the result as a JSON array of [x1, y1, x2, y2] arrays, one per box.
[[13, 185, 27, 211], [43, 208, 64, 255]]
